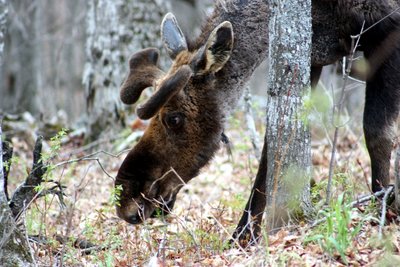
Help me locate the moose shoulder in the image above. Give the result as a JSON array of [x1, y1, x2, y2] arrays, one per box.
[[114, 0, 400, 243]]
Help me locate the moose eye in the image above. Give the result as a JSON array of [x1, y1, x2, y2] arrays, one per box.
[[163, 113, 184, 129]]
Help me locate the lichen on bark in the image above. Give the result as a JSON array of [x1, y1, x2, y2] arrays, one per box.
[[0, 2, 35, 264], [0, 124, 34, 266], [265, 0, 313, 230]]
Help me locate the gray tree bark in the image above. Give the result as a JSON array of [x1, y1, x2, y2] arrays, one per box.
[[0, 0, 5, 64], [264, 0, 313, 230], [0, 1, 34, 265], [0, 1, 41, 115], [0, 0, 88, 123], [83, 0, 170, 140]]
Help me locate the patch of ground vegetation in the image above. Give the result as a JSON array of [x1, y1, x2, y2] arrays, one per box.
[[4, 105, 400, 266]]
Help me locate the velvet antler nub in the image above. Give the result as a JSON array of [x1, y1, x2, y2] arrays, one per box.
[[120, 48, 164, 105]]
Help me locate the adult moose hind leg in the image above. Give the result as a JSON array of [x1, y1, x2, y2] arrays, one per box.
[[363, 45, 400, 193]]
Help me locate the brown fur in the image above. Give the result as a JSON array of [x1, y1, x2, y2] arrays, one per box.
[[115, 23, 229, 221], [115, 0, 400, 245], [114, 1, 267, 223], [120, 48, 164, 105]]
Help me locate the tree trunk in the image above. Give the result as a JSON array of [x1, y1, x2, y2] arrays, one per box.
[[0, 0, 41, 115], [0, 0, 6, 64], [264, 0, 313, 230], [0, 2, 34, 264], [83, 0, 170, 140], [0, 0, 88, 123]]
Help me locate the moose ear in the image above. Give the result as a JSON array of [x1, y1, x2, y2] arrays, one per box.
[[197, 21, 234, 73], [161, 13, 188, 59]]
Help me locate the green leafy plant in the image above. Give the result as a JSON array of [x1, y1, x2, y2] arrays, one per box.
[[310, 172, 357, 208], [109, 184, 123, 207], [26, 206, 45, 234], [41, 128, 68, 165], [305, 193, 363, 264]]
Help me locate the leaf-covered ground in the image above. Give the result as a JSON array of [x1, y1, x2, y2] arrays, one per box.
[[5, 107, 400, 266]]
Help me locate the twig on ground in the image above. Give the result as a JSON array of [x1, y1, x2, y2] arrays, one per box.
[[350, 188, 387, 208], [378, 186, 393, 239]]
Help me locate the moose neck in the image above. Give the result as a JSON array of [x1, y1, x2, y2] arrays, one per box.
[[196, 0, 269, 118]]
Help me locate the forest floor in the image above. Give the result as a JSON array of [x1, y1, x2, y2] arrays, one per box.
[[5, 106, 400, 267]]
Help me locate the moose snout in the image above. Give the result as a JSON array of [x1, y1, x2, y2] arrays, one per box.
[[115, 188, 179, 225], [125, 214, 142, 224], [116, 206, 143, 224]]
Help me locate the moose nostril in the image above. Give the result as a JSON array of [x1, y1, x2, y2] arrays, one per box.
[[126, 214, 142, 225]]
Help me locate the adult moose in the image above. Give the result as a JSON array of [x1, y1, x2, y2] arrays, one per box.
[[115, 0, 400, 244]]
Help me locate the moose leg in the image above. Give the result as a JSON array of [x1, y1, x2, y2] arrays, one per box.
[[232, 66, 322, 246], [232, 139, 267, 246], [363, 56, 400, 192], [311, 66, 323, 88]]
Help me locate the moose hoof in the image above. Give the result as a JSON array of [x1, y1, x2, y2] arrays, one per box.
[[230, 226, 261, 248]]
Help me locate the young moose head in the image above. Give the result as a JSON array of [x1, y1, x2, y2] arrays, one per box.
[[115, 13, 234, 224]]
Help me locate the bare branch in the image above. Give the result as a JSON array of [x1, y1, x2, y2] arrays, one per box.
[[347, 75, 366, 84], [353, 7, 400, 38], [59, 130, 130, 157], [54, 149, 130, 180], [350, 188, 387, 207], [326, 22, 365, 204]]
